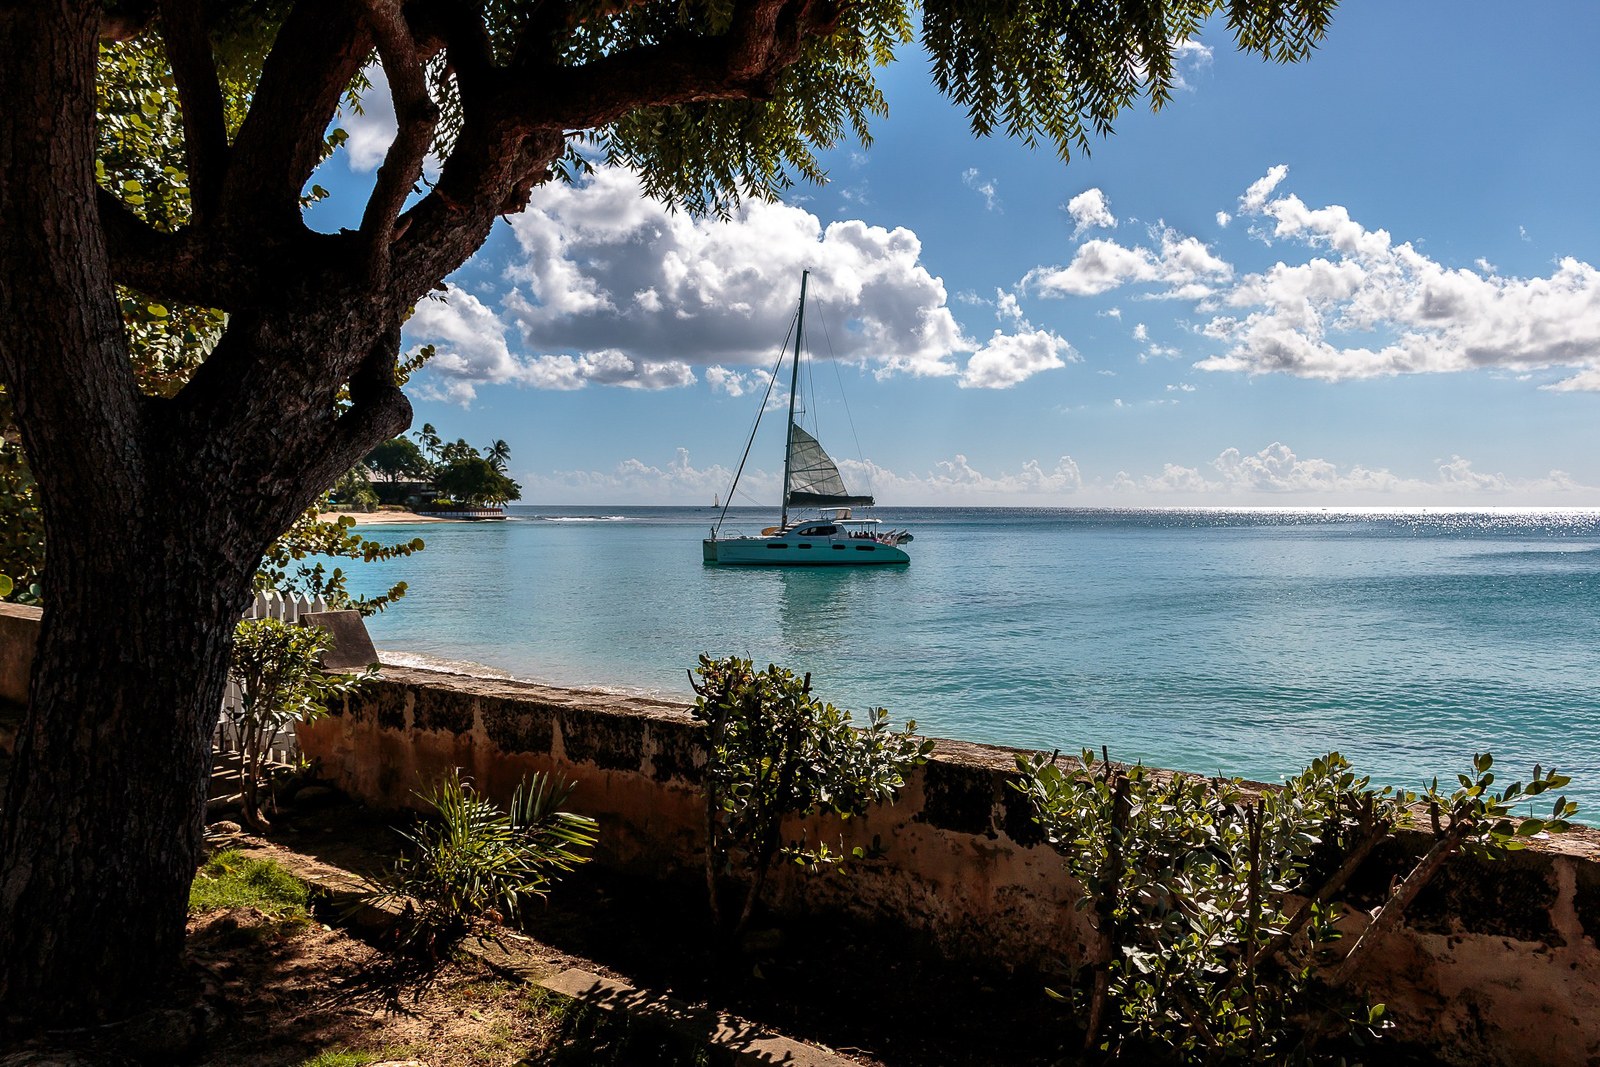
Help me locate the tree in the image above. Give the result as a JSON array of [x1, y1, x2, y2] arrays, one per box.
[[365, 435, 430, 482], [0, 0, 1337, 1028], [432, 454, 522, 507]]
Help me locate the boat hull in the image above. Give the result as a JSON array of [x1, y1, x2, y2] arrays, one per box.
[[704, 535, 909, 566]]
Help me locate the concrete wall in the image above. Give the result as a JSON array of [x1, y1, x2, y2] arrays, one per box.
[[0, 602, 40, 709], [301, 666, 1600, 1067]]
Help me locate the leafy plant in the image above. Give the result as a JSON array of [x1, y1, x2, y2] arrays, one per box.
[[380, 769, 597, 953], [689, 655, 934, 935], [227, 619, 373, 832], [1013, 749, 1578, 1063]]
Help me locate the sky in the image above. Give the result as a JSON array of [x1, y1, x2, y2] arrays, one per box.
[[308, 2, 1600, 507]]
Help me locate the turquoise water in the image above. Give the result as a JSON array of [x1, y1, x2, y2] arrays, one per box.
[[337, 507, 1600, 810]]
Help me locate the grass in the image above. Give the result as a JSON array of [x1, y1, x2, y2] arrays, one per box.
[[189, 848, 310, 918], [295, 1047, 422, 1067]]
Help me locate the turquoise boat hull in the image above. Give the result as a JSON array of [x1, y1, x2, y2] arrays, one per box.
[[704, 534, 909, 566]]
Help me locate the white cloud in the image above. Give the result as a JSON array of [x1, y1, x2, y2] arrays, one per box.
[[1170, 39, 1214, 90], [1067, 188, 1116, 236], [337, 63, 443, 178], [1216, 211, 1232, 228], [705, 365, 752, 396], [1133, 323, 1149, 341], [1195, 166, 1600, 383], [839, 454, 1084, 499], [962, 168, 1001, 211], [405, 284, 696, 404], [960, 327, 1074, 388], [500, 165, 1063, 388], [1106, 441, 1591, 501], [1542, 367, 1600, 392], [1025, 225, 1232, 298], [524, 450, 1084, 504], [1239, 165, 1289, 213]]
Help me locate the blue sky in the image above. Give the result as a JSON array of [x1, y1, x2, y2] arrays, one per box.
[[310, 2, 1600, 506]]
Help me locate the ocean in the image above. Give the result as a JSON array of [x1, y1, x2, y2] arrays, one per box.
[[334, 506, 1600, 812]]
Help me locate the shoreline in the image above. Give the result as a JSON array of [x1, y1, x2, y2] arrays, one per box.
[[317, 510, 461, 525]]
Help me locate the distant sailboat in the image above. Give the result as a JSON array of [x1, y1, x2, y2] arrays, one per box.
[[702, 272, 911, 567]]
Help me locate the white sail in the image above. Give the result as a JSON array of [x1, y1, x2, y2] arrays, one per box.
[[786, 425, 873, 507]]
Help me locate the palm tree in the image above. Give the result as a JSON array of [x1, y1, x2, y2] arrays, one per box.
[[486, 439, 511, 474]]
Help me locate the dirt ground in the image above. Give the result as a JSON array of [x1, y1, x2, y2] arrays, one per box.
[[183, 906, 559, 1067]]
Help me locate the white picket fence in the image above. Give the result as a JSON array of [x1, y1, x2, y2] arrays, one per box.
[[213, 590, 330, 764]]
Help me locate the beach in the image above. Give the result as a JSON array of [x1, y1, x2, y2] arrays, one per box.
[[317, 509, 460, 525]]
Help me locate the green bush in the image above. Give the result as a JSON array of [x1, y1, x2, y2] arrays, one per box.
[[690, 655, 934, 935], [227, 618, 372, 832], [380, 769, 597, 952], [189, 849, 309, 918], [1013, 749, 1578, 1063]]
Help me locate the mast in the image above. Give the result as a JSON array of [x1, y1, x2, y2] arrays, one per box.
[[780, 270, 808, 530]]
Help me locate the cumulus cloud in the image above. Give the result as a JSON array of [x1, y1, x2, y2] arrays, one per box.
[[841, 454, 1083, 499], [337, 63, 443, 178], [1067, 188, 1116, 236], [1195, 166, 1600, 383], [960, 327, 1074, 388], [499, 165, 1068, 388], [1025, 226, 1232, 298], [522, 441, 1594, 505], [1107, 441, 1589, 500], [523, 449, 1084, 504], [404, 284, 697, 404]]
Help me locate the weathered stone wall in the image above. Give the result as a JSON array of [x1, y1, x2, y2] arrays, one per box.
[[301, 666, 1600, 1067], [0, 602, 40, 709]]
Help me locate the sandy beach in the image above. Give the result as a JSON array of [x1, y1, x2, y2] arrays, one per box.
[[317, 510, 461, 525]]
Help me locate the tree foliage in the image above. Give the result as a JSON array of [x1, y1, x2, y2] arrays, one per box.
[[1013, 749, 1577, 1062], [226, 618, 373, 833], [690, 655, 933, 935]]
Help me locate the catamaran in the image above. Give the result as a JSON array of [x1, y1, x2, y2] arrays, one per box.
[[702, 272, 912, 566]]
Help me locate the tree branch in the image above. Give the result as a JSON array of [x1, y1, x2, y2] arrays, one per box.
[[304, 326, 413, 493], [515, 0, 839, 129], [406, 0, 497, 108], [158, 0, 229, 224], [221, 0, 372, 229], [100, 0, 158, 41], [358, 0, 440, 283]]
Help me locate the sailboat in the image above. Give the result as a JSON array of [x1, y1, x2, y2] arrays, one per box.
[[702, 272, 912, 567]]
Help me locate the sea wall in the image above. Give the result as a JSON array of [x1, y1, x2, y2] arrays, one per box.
[[300, 665, 1600, 1067], [0, 602, 40, 710]]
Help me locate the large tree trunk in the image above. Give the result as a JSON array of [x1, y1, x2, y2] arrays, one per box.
[[0, 520, 252, 1026], [0, 3, 407, 1029]]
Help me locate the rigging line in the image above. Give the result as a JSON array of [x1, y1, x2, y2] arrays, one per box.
[[716, 307, 796, 534], [816, 303, 870, 497]]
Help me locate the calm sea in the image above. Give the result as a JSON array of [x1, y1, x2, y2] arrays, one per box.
[[335, 507, 1600, 811]]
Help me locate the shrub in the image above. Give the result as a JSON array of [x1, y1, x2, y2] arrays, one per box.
[[227, 618, 372, 832], [381, 769, 596, 952], [690, 655, 934, 935], [1013, 748, 1578, 1063]]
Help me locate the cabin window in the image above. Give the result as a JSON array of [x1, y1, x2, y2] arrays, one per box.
[[855, 545, 875, 552], [798, 543, 812, 549], [832, 545, 846, 551], [767, 544, 788, 550]]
